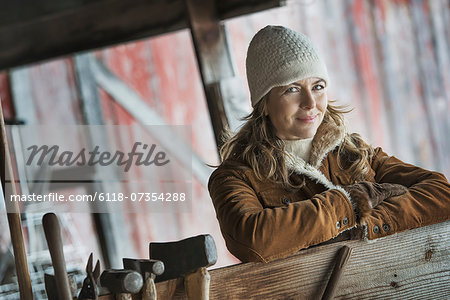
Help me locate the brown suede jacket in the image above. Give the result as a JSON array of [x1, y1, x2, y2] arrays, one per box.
[[208, 120, 450, 263]]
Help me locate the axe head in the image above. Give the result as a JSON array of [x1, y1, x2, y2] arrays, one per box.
[[149, 234, 217, 282]]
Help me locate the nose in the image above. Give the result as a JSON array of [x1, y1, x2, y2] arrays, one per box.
[[299, 90, 316, 110]]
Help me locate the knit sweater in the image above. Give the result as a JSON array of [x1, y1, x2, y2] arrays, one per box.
[[284, 137, 314, 163]]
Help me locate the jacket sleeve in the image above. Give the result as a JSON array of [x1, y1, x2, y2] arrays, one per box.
[[362, 147, 450, 240], [208, 167, 356, 263]]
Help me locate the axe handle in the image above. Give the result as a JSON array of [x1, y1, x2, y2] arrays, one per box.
[[43, 213, 72, 300], [115, 294, 132, 300], [321, 246, 353, 300], [185, 267, 210, 300], [142, 276, 157, 300]]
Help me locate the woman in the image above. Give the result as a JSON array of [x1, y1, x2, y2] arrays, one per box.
[[208, 25, 450, 263]]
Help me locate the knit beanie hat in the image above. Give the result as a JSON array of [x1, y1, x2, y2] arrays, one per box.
[[246, 25, 329, 106]]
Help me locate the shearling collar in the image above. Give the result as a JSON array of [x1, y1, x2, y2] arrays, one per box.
[[309, 118, 346, 168], [285, 117, 346, 169], [284, 117, 353, 209]]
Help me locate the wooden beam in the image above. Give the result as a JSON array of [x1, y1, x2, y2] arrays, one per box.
[[216, 0, 286, 20], [0, 0, 284, 70], [185, 0, 251, 148], [149, 221, 449, 299]]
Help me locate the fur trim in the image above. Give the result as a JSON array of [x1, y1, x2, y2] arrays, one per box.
[[339, 223, 357, 234], [360, 220, 369, 242], [309, 119, 345, 168]]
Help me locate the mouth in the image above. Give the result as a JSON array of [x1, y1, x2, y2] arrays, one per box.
[[296, 114, 318, 122]]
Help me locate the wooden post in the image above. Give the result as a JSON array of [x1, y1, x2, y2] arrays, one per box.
[[185, 0, 250, 148], [0, 99, 33, 299]]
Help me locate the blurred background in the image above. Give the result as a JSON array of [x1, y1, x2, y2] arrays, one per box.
[[0, 0, 448, 298]]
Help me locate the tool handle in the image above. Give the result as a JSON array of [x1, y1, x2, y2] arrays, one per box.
[[141, 276, 157, 300], [321, 246, 353, 300], [185, 267, 210, 300], [1, 100, 33, 299], [43, 213, 72, 300], [115, 294, 132, 300]]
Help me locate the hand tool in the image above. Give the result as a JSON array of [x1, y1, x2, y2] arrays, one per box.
[[43, 212, 72, 300], [100, 269, 143, 300], [78, 253, 101, 300], [321, 245, 353, 300], [123, 258, 164, 300], [150, 234, 217, 300]]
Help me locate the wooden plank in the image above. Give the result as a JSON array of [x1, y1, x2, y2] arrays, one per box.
[[149, 221, 450, 299], [0, 0, 284, 70], [409, 0, 446, 173], [347, 0, 389, 148], [365, 0, 437, 170]]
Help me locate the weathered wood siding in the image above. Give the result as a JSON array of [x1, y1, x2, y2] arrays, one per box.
[[0, 0, 448, 297], [226, 0, 449, 176]]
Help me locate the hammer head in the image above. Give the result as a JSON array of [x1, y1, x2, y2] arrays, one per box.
[[149, 234, 217, 282], [122, 258, 165, 278], [99, 269, 143, 294]]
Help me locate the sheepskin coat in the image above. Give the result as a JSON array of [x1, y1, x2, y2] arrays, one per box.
[[208, 119, 450, 263]]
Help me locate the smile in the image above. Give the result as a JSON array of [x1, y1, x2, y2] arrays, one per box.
[[296, 115, 317, 123]]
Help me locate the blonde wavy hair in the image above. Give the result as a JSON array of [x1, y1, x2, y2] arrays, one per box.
[[219, 97, 374, 188]]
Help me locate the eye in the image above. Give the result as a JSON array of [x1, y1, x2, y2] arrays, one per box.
[[312, 84, 325, 91], [285, 86, 300, 93]]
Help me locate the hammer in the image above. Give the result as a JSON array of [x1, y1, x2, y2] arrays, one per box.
[[123, 258, 164, 300], [100, 269, 143, 300], [150, 234, 217, 300]]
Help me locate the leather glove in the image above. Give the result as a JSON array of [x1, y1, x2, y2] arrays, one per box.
[[344, 181, 408, 219]]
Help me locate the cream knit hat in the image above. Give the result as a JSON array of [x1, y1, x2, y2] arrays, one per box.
[[246, 25, 329, 106]]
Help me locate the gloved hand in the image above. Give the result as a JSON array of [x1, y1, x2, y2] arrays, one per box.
[[344, 181, 408, 218]]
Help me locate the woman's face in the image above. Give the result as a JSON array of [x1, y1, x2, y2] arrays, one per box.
[[266, 77, 328, 140]]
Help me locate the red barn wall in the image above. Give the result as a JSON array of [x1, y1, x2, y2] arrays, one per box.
[[0, 0, 448, 296]]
